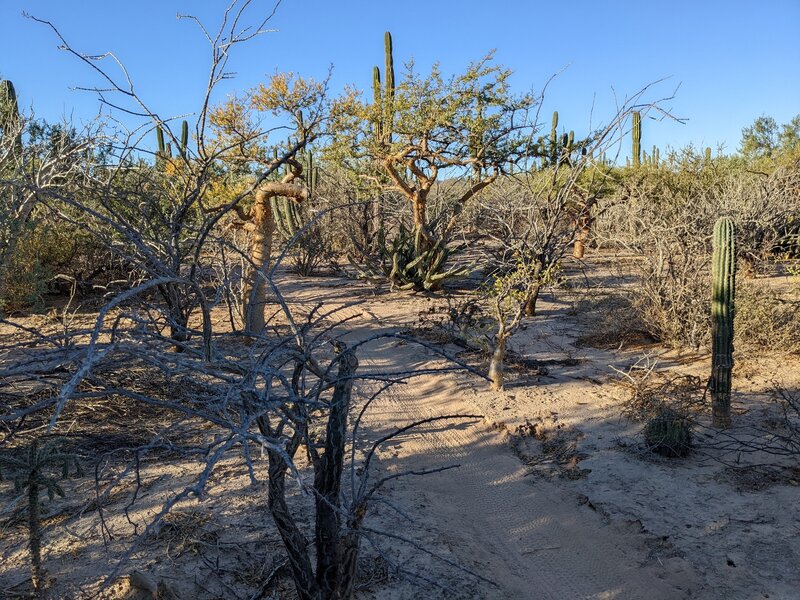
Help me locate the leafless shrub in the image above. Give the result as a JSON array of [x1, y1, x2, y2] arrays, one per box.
[[597, 154, 800, 349], [611, 357, 704, 423], [735, 281, 800, 354]]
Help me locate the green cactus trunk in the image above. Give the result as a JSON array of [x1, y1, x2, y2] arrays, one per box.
[[711, 217, 735, 428], [372, 66, 383, 141], [0, 79, 22, 156], [383, 31, 395, 145], [27, 464, 43, 596], [180, 120, 189, 158], [631, 111, 641, 167], [549, 111, 559, 165]]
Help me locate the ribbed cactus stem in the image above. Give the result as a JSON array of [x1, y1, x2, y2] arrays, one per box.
[[383, 31, 395, 144], [711, 217, 735, 428], [705, 147, 712, 162], [156, 125, 166, 156], [0, 79, 22, 156], [372, 66, 383, 141], [549, 111, 558, 165], [632, 111, 641, 167], [180, 120, 189, 157]]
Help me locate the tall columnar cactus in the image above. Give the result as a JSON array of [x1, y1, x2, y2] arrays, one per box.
[[710, 217, 735, 428], [705, 146, 712, 163], [549, 111, 559, 165], [272, 150, 317, 239], [372, 66, 383, 141], [155, 120, 189, 168], [631, 111, 642, 167], [384, 31, 394, 105], [371, 32, 396, 147], [180, 120, 189, 158], [0, 79, 23, 155]]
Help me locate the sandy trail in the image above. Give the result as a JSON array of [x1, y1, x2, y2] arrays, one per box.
[[288, 283, 694, 599]]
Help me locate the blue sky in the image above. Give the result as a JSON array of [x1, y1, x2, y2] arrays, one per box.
[[1, 0, 798, 157]]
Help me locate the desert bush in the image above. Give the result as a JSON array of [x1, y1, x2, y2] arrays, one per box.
[[735, 281, 800, 354], [597, 150, 800, 348]]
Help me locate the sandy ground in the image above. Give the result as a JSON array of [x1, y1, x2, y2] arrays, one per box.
[[1, 268, 799, 599]]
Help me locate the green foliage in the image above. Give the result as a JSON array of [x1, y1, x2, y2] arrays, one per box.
[[272, 150, 318, 239], [329, 45, 533, 191], [739, 113, 800, 161], [270, 150, 332, 276]]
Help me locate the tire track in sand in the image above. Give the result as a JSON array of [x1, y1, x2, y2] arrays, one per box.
[[289, 288, 692, 599]]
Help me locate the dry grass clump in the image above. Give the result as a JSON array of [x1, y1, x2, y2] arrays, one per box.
[[612, 359, 703, 458], [735, 281, 800, 354], [572, 294, 655, 350]]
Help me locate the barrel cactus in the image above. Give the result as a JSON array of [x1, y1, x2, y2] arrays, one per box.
[[644, 407, 692, 457]]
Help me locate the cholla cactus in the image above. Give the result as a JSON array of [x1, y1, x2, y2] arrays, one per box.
[[0, 438, 83, 596]]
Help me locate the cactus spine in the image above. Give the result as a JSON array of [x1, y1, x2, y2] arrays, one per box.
[[631, 111, 642, 167], [710, 217, 735, 428]]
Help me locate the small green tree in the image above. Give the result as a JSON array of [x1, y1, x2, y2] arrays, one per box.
[[329, 42, 534, 289], [739, 115, 779, 159]]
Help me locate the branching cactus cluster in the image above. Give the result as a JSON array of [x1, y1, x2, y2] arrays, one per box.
[[710, 217, 735, 428], [272, 149, 318, 239], [534, 111, 577, 168], [372, 31, 395, 146], [357, 221, 470, 291], [155, 120, 190, 169]]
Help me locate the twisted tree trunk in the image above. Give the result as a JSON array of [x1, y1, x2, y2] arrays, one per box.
[[242, 181, 307, 336]]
